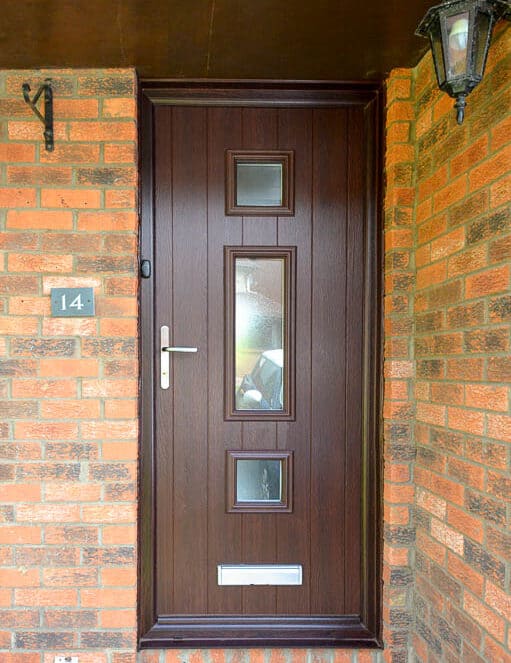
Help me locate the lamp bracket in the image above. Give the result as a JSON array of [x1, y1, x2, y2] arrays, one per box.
[[22, 79, 54, 151]]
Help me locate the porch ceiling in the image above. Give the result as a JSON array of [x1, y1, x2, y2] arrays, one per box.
[[0, 0, 433, 80]]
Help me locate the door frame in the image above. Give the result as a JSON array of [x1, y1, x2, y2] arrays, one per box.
[[138, 81, 384, 649]]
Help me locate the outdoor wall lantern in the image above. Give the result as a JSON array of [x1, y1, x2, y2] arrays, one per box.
[[416, 0, 511, 123]]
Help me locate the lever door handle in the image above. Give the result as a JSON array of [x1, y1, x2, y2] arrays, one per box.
[[160, 325, 198, 389]]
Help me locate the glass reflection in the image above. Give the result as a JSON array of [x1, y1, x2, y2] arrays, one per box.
[[234, 257, 284, 410], [236, 459, 282, 502], [447, 12, 469, 78]]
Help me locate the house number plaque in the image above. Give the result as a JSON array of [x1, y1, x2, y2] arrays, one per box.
[[50, 287, 95, 317]]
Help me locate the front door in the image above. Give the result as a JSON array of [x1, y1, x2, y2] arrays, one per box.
[[139, 83, 381, 648]]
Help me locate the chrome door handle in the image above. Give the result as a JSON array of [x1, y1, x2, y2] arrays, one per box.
[[160, 325, 198, 390]]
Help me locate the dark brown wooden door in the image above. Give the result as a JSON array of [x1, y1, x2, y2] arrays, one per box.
[[140, 84, 381, 648]]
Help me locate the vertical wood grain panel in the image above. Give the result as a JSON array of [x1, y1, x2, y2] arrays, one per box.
[[344, 107, 365, 613], [275, 108, 313, 613], [154, 105, 174, 615], [310, 108, 348, 614], [241, 107, 278, 614], [171, 107, 209, 613], [206, 106, 244, 613]]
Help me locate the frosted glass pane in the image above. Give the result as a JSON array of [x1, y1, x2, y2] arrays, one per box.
[[235, 257, 284, 411], [236, 163, 283, 207], [236, 459, 282, 502]]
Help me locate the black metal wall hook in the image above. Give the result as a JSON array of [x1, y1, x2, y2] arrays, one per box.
[[22, 78, 54, 151]]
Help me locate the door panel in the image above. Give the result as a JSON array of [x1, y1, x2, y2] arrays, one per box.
[[140, 83, 382, 648]]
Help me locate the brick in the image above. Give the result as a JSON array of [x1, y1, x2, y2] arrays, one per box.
[[15, 631, 75, 649], [489, 234, 511, 263], [464, 593, 505, 642], [1, 485, 41, 502], [0, 317, 39, 336], [81, 504, 136, 523], [43, 609, 97, 628], [75, 256, 135, 273], [433, 176, 467, 213], [430, 519, 464, 554], [9, 297, 50, 315], [465, 489, 506, 525], [43, 568, 97, 587], [69, 121, 136, 141], [16, 504, 80, 522], [41, 399, 100, 419], [77, 166, 136, 186], [40, 188, 101, 209], [447, 505, 484, 543], [105, 189, 136, 208], [39, 359, 99, 377], [8, 253, 73, 273], [486, 469, 511, 499], [14, 421, 78, 440], [44, 526, 98, 545], [447, 553, 484, 597], [490, 172, 511, 208], [15, 589, 77, 607], [487, 527, 511, 561], [465, 438, 507, 470], [42, 318, 97, 337], [8, 120, 67, 141], [0, 188, 37, 207], [102, 526, 136, 544], [0, 527, 41, 544], [0, 569, 39, 587], [12, 379, 76, 399], [11, 338, 76, 357], [44, 481, 101, 500], [465, 384, 508, 411], [469, 143, 511, 190], [82, 379, 137, 398], [489, 294, 511, 322], [40, 143, 100, 164], [430, 227, 465, 261], [41, 232, 102, 254], [487, 356, 511, 382], [7, 165, 72, 185], [0, 144, 35, 162], [104, 143, 137, 163], [466, 208, 509, 244], [78, 75, 135, 96], [7, 210, 73, 229], [447, 407, 484, 435], [450, 135, 488, 178], [80, 588, 136, 608]]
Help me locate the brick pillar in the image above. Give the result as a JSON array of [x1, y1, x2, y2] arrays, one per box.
[[0, 69, 139, 661]]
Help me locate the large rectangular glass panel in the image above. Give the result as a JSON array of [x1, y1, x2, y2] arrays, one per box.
[[234, 257, 284, 411], [236, 162, 283, 207]]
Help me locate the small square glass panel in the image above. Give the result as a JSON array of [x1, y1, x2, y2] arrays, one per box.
[[236, 162, 283, 207], [236, 459, 282, 502], [226, 450, 293, 512], [225, 150, 294, 216]]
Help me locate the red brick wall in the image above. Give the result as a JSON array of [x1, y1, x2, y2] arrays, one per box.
[[0, 69, 139, 662], [410, 24, 511, 662]]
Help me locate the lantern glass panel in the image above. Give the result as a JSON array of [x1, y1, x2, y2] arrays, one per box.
[[430, 21, 446, 86], [474, 10, 492, 78], [446, 11, 470, 79]]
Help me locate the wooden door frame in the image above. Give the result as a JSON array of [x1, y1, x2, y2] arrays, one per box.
[[138, 81, 384, 649]]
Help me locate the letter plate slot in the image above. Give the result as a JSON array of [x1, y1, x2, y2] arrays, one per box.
[[217, 564, 302, 586]]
